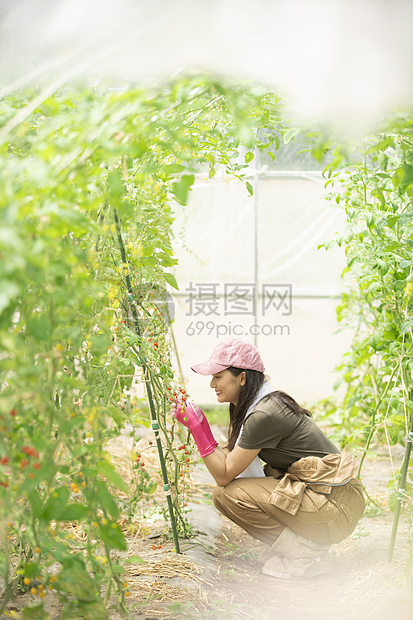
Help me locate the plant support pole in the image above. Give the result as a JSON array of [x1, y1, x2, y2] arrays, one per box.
[[145, 379, 181, 554], [388, 389, 413, 562], [113, 208, 181, 554]]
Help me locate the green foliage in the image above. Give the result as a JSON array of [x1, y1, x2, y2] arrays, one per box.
[[21, 604, 50, 620], [0, 75, 285, 615], [319, 113, 413, 484]]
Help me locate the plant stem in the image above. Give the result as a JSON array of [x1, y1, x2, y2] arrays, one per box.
[[388, 389, 413, 562], [112, 208, 181, 553], [0, 531, 11, 615], [357, 364, 398, 478]]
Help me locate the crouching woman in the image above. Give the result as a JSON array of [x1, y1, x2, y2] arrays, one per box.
[[172, 338, 365, 579]]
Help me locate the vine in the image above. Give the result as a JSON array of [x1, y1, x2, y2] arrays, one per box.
[[0, 76, 285, 616], [318, 114, 413, 508]]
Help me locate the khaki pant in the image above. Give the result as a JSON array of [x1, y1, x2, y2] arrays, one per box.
[[212, 476, 365, 546]]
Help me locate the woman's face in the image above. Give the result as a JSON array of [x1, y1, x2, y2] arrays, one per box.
[[210, 369, 245, 406]]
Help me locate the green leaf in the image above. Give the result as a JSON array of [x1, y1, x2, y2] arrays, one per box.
[[60, 503, 89, 521], [237, 124, 254, 146], [388, 492, 398, 512], [58, 465, 72, 475], [94, 479, 120, 520], [244, 151, 254, 163], [22, 604, 50, 620], [26, 316, 52, 341], [24, 562, 41, 579], [98, 520, 127, 550], [367, 137, 393, 153], [61, 603, 81, 620], [284, 128, 300, 144], [147, 481, 157, 494], [28, 489, 44, 520], [400, 164, 413, 190], [171, 174, 195, 205], [142, 244, 154, 257], [125, 555, 146, 564], [246, 181, 253, 196], [162, 272, 179, 290], [0, 280, 19, 314], [392, 167, 403, 188], [157, 252, 179, 267], [312, 147, 325, 163], [386, 215, 398, 229], [43, 486, 70, 521], [97, 460, 128, 493], [370, 188, 385, 207], [392, 164, 413, 190], [77, 600, 109, 620], [163, 164, 185, 174], [401, 319, 413, 335], [89, 332, 111, 357], [0, 555, 6, 578], [55, 564, 98, 602], [106, 169, 123, 204]]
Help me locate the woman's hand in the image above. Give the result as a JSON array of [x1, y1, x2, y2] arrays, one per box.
[[171, 399, 199, 430], [171, 399, 218, 459], [171, 399, 260, 485]]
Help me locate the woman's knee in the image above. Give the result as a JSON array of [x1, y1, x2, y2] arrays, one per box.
[[212, 485, 224, 510], [212, 482, 246, 514], [212, 479, 260, 511]]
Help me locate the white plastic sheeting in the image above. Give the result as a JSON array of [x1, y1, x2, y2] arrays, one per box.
[[1, 0, 413, 134], [170, 172, 350, 405]]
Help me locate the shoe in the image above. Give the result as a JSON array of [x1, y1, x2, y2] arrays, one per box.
[[262, 552, 332, 579], [261, 527, 332, 579]]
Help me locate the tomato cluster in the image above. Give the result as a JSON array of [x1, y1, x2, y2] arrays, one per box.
[[20, 445, 41, 478], [167, 386, 188, 403], [0, 442, 42, 487], [22, 445, 39, 458], [24, 573, 57, 599]]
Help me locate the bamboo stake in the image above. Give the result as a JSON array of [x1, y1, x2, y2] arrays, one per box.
[[113, 208, 181, 554], [388, 389, 413, 562]]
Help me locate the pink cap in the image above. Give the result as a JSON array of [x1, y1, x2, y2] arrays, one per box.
[[191, 338, 265, 375]]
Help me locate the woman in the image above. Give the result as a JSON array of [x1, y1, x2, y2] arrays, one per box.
[[173, 338, 365, 579]]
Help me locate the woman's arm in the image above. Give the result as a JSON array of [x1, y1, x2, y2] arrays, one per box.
[[171, 400, 260, 486], [203, 445, 261, 487]]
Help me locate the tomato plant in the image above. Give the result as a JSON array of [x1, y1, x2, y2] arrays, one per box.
[[0, 76, 285, 616], [314, 115, 413, 502]]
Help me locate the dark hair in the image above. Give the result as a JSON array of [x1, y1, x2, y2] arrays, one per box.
[[264, 391, 312, 419], [227, 367, 264, 451], [226, 368, 312, 451]]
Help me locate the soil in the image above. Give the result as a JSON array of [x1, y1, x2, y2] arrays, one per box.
[[110, 438, 413, 620], [2, 432, 412, 620]]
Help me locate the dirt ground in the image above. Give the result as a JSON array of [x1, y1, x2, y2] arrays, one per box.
[[107, 431, 413, 620], [111, 435, 413, 620], [2, 431, 413, 620]]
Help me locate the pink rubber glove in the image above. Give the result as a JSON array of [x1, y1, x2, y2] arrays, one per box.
[[188, 401, 219, 451], [174, 400, 218, 458]]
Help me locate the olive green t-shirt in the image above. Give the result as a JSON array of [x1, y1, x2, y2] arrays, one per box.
[[238, 396, 340, 471]]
